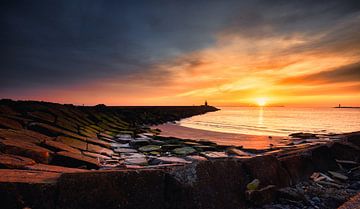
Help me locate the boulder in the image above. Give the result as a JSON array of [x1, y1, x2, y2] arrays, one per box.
[[52, 151, 99, 169], [309, 145, 338, 171], [329, 141, 360, 162], [165, 159, 248, 209], [0, 138, 52, 163], [347, 133, 360, 147], [243, 155, 291, 188], [0, 169, 59, 209], [0, 154, 36, 169], [56, 170, 166, 209], [279, 153, 315, 185]]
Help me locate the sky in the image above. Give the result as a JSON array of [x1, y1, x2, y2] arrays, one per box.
[[1, 0, 360, 106]]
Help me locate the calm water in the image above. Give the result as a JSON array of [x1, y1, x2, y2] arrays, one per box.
[[179, 107, 360, 136]]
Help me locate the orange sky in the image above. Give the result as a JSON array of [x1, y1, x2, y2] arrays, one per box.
[[2, 1, 360, 107], [15, 31, 359, 107]]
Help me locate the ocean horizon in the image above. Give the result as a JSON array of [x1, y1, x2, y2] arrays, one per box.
[[178, 106, 360, 136]]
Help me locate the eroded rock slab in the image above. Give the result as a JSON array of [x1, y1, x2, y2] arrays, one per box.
[[0, 154, 36, 169], [0, 138, 52, 163]]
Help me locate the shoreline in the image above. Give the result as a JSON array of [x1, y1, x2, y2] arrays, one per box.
[[152, 123, 286, 149]]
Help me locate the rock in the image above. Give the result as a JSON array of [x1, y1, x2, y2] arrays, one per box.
[[194, 145, 218, 151], [338, 192, 360, 209], [246, 185, 277, 206], [243, 155, 291, 188], [0, 169, 61, 184], [87, 143, 114, 156], [279, 153, 314, 184], [200, 151, 228, 159], [121, 152, 148, 165], [55, 116, 79, 133], [0, 169, 59, 209], [165, 159, 248, 209], [310, 145, 338, 171], [25, 163, 87, 173], [247, 179, 260, 190], [124, 157, 148, 165], [161, 144, 183, 151], [289, 132, 317, 139], [0, 129, 45, 144], [27, 111, 56, 123], [149, 139, 166, 145], [172, 147, 196, 155], [138, 145, 162, 152], [329, 142, 360, 162], [52, 151, 99, 169], [129, 139, 150, 148], [185, 155, 208, 162], [347, 133, 360, 147], [0, 116, 22, 129], [0, 154, 36, 169], [28, 122, 86, 140], [41, 139, 81, 154], [114, 134, 132, 143], [227, 147, 254, 156], [82, 151, 111, 160], [56, 136, 87, 150], [56, 170, 165, 209], [149, 151, 160, 156], [86, 137, 112, 148], [328, 171, 348, 180], [277, 187, 307, 202], [0, 138, 52, 163], [111, 143, 130, 149], [114, 148, 138, 153], [151, 156, 191, 165]]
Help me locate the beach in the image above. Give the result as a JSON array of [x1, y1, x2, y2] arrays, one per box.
[[153, 123, 285, 149]]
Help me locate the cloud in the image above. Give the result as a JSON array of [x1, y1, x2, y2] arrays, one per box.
[[1, 0, 359, 106], [279, 62, 360, 85]]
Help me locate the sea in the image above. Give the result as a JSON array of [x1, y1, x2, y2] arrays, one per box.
[[178, 107, 360, 136]]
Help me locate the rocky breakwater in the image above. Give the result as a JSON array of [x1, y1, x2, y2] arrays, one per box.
[[0, 99, 359, 209]]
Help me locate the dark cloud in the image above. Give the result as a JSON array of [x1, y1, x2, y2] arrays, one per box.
[[0, 0, 359, 95]]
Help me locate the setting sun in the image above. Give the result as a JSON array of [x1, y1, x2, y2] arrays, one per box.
[[256, 98, 267, 106]]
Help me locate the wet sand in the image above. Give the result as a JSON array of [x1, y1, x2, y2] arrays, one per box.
[[152, 123, 287, 149]]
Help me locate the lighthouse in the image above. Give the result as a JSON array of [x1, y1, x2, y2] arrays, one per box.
[[204, 100, 208, 106]]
